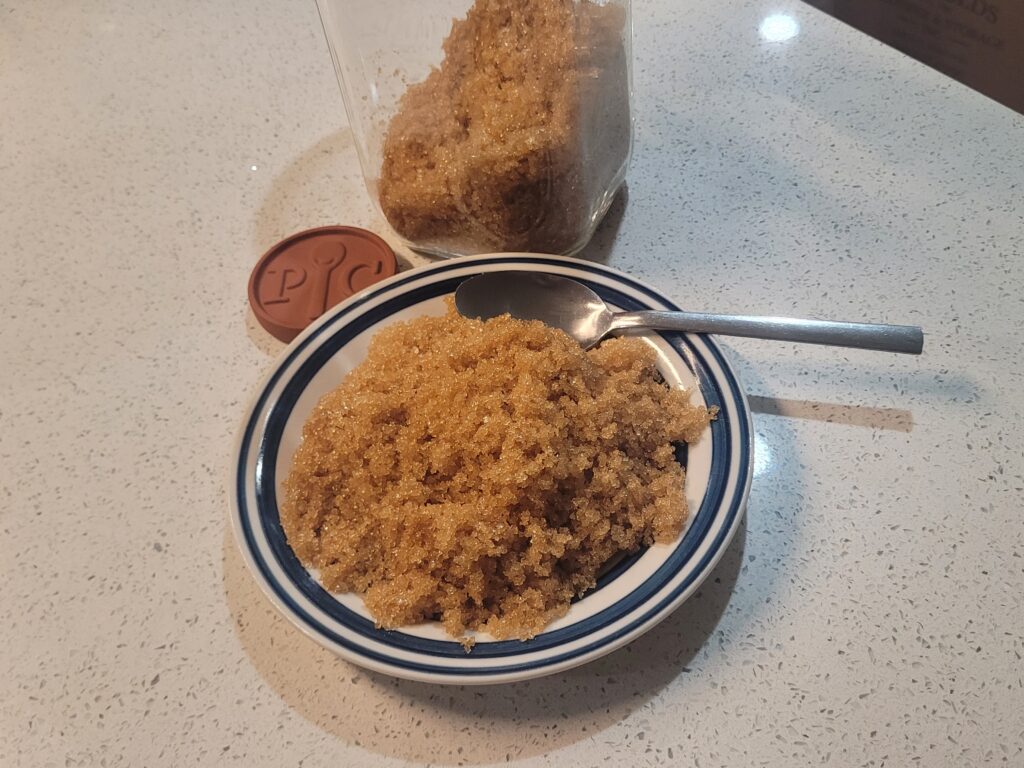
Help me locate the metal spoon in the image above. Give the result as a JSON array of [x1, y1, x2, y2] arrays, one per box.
[[455, 271, 924, 354]]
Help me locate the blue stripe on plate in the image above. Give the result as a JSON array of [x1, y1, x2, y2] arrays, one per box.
[[235, 256, 750, 676]]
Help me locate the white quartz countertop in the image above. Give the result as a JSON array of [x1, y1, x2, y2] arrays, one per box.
[[3, 0, 1023, 765]]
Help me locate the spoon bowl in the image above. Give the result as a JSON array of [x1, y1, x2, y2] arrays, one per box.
[[456, 271, 616, 349]]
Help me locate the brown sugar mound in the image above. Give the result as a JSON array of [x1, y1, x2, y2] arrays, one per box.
[[377, 0, 631, 254], [281, 303, 713, 643]]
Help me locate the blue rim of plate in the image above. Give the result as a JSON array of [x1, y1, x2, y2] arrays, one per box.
[[231, 254, 752, 683]]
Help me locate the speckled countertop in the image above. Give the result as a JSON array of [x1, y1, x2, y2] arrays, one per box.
[[3, 0, 1023, 765]]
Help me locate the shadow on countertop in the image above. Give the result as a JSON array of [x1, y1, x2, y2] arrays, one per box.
[[253, 129, 355, 254], [222, 514, 746, 764], [747, 395, 914, 432], [576, 184, 629, 266]]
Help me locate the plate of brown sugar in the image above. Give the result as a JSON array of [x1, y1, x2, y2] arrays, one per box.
[[231, 253, 752, 683]]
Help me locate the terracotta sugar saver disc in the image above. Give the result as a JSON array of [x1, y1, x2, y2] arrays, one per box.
[[249, 226, 398, 342]]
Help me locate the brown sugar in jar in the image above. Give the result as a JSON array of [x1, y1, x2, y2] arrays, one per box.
[[376, 0, 632, 256]]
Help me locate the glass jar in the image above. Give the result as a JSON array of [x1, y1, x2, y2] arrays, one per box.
[[316, 0, 633, 258]]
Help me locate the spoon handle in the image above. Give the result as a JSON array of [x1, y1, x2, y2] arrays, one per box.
[[609, 311, 924, 354]]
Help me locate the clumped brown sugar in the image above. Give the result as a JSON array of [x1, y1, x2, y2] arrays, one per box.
[[377, 0, 631, 254], [281, 304, 713, 643]]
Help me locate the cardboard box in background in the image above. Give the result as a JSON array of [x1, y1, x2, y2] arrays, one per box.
[[803, 0, 1024, 114]]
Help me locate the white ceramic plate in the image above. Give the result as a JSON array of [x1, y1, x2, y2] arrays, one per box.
[[231, 254, 752, 684]]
